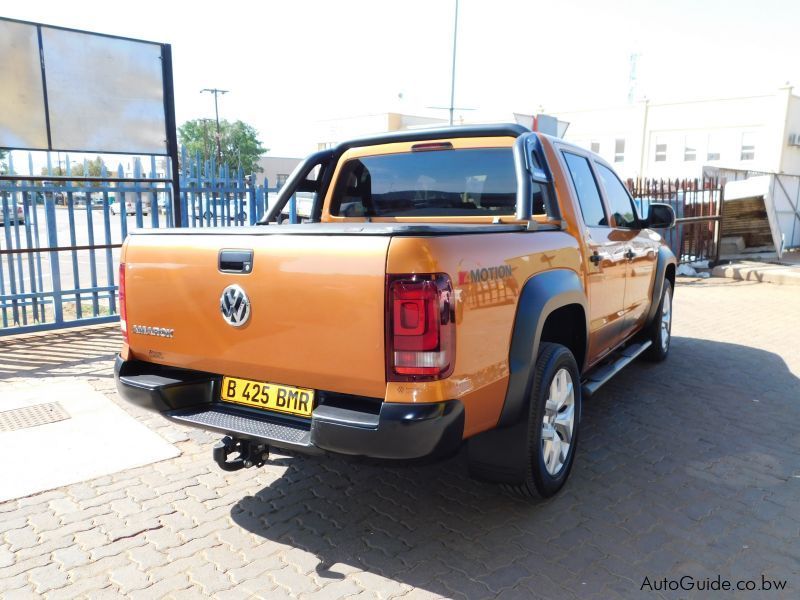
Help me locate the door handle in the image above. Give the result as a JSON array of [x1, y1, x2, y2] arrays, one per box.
[[219, 249, 254, 273], [589, 251, 602, 265], [625, 248, 635, 260]]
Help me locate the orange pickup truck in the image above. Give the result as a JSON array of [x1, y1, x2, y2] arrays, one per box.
[[115, 124, 676, 499]]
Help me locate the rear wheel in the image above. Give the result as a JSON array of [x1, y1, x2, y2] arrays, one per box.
[[512, 343, 581, 499], [643, 279, 672, 362], [469, 342, 582, 501]]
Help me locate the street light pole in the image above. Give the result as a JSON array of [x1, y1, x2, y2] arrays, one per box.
[[200, 119, 212, 164], [449, 0, 459, 126], [201, 88, 229, 164]]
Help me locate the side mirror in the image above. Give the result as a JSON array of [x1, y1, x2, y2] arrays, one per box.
[[646, 203, 676, 229]]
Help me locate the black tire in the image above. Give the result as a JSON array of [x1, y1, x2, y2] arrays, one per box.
[[642, 279, 672, 362], [503, 342, 582, 500]]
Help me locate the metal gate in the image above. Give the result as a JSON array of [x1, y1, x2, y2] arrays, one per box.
[[0, 150, 284, 336], [627, 177, 725, 264]]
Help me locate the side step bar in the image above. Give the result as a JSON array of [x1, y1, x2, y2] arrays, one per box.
[[581, 340, 652, 398]]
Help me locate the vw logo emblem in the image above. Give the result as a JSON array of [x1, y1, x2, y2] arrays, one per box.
[[220, 284, 251, 327]]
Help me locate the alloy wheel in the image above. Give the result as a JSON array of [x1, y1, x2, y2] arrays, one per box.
[[661, 286, 672, 351], [541, 367, 575, 476]]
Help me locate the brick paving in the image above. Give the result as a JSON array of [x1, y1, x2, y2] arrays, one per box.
[[0, 278, 798, 599]]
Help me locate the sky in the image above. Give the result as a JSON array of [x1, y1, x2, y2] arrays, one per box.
[[3, 0, 800, 160]]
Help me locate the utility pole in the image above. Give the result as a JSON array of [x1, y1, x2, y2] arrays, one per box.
[[427, 0, 474, 125], [201, 88, 228, 164], [449, 0, 459, 126], [199, 118, 213, 164], [628, 53, 640, 104]]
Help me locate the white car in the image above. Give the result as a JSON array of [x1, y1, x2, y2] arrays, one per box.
[[0, 202, 25, 226], [278, 193, 314, 223], [111, 198, 150, 216]]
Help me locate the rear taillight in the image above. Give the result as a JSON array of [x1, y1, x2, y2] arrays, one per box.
[[386, 274, 455, 381], [119, 263, 128, 343]]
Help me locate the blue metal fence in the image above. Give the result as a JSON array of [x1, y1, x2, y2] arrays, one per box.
[[0, 148, 289, 336]]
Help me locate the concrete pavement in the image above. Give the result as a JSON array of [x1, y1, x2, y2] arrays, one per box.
[[712, 254, 800, 285]]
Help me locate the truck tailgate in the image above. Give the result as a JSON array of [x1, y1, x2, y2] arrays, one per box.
[[123, 232, 389, 399]]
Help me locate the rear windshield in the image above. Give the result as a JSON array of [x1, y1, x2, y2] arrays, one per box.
[[329, 148, 524, 217]]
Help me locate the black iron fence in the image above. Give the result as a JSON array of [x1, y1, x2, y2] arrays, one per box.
[[627, 177, 724, 265]]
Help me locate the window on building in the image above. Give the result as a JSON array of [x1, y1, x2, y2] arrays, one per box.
[[707, 134, 721, 161], [562, 152, 607, 227], [590, 141, 600, 154], [595, 163, 639, 228], [614, 139, 625, 163], [654, 137, 667, 162], [741, 132, 756, 161], [276, 174, 289, 188], [684, 135, 697, 162]]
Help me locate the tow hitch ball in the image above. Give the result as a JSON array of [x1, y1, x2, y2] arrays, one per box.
[[212, 436, 269, 472]]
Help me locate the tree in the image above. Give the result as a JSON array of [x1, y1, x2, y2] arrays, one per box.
[[178, 119, 267, 174], [0, 149, 7, 174], [72, 156, 106, 178], [40, 156, 106, 179]]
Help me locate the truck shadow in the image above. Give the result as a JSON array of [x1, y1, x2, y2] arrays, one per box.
[[0, 326, 119, 379], [231, 336, 800, 599]]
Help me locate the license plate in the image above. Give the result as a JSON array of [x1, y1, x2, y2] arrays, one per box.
[[220, 376, 315, 418]]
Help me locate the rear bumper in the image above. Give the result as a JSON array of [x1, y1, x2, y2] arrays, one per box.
[[114, 356, 464, 460]]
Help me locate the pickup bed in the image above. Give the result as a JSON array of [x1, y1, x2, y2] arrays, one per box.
[[115, 124, 677, 500]]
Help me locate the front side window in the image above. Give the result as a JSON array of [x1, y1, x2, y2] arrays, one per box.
[[595, 163, 639, 228], [563, 151, 607, 227], [329, 148, 544, 217]]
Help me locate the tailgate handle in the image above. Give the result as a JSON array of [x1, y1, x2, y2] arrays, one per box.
[[219, 249, 254, 274]]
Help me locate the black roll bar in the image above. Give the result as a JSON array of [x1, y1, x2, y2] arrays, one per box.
[[260, 149, 334, 224], [259, 124, 555, 225]]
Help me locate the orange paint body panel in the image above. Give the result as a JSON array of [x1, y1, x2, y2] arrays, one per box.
[[385, 232, 582, 436], [122, 233, 389, 399]]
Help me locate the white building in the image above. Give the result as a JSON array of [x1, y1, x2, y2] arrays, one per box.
[[314, 93, 800, 181], [315, 113, 448, 150], [551, 86, 800, 180], [255, 156, 302, 189]]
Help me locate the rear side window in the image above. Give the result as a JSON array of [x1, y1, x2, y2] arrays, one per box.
[[563, 152, 607, 227], [595, 163, 639, 228], [329, 148, 544, 217]]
